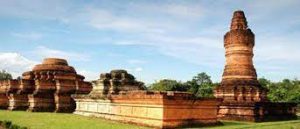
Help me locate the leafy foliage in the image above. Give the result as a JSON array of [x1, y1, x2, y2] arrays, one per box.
[[259, 78, 300, 103], [149, 73, 300, 102], [186, 72, 215, 98], [0, 70, 12, 80], [149, 79, 188, 91], [149, 72, 216, 98]]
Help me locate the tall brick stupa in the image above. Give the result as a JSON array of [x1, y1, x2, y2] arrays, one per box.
[[214, 10, 297, 121], [215, 10, 267, 102]]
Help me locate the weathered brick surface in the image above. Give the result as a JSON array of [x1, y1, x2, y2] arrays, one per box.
[[214, 10, 297, 121], [74, 91, 220, 128], [0, 58, 92, 112], [214, 10, 267, 103], [89, 70, 145, 98]]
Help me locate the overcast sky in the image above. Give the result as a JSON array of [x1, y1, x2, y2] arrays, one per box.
[[0, 0, 300, 84]]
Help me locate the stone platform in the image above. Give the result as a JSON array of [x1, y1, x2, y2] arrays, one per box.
[[74, 91, 220, 128]]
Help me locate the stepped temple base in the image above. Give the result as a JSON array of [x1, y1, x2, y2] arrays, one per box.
[[0, 94, 8, 109], [0, 58, 92, 112], [8, 94, 29, 110], [54, 94, 76, 113], [218, 102, 297, 122], [27, 94, 55, 112], [74, 91, 220, 129]]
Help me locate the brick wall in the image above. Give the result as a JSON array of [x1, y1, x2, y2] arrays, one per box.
[[74, 91, 220, 128]]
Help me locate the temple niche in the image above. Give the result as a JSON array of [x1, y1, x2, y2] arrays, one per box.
[[0, 58, 92, 112], [214, 10, 297, 121]]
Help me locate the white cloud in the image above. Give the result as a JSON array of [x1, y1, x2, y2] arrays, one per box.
[[11, 32, 43, 40], [127, 59, 146, 65], [250, 0, 299, 13], [0, 52, 96, 81], [79, 3, 224, 67], [114, 34, 224, 66], [0, 53, 37, 78], [85, 3, 207, 35], [1, 0, 300, 82], [113, 40, 144, 46], [135, 67, 143, 72], [85, 7, 179, 34], [77, 70, 99, 81], [253, 34, 300, 80], [0, 0, 73, 23], [256, 36, 300, 62], [34, 46, 90, 62], [158, 4, 203, 18], [130, 2, 204, 19], [125, 67, 143, 73]]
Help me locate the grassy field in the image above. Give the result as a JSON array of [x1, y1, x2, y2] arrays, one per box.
[[0, 110, 148, 129], [207, 119, 300, 129], [0, 110, 299, 129]]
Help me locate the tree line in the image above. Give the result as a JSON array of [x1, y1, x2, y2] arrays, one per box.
[[149, 72, 217, 98], [258, 78, 300, 103], [149, 72, 300, 103]]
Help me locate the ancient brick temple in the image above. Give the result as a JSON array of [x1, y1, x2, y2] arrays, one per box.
[[215, 10, 268, 102], [89, 69, 145, 98], [74, 70, 220, 128], [214, 10, 297, 121], [0, 58, 92, 112]]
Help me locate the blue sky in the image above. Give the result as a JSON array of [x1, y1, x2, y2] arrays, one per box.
[[0, 0, 300, 84]]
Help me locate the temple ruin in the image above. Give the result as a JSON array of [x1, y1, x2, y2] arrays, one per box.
[[214, 10, 297, 121], [0, 9, 297, 129], [74, 69, 220, 128], [0, 58, 92, 112], [89, 69, 146, 98]]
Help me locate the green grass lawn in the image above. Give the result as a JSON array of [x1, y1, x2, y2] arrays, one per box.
[[0, 110, 148, 129], [0, 110, 299, 129], [206, 119, 300, 129]]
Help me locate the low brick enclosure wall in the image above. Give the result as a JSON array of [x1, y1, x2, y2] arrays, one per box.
[[218, 102, 298, 121], [73, 91, 220, 128]]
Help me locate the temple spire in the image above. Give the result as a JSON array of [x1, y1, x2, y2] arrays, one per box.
[[230, 10, 248, 30]]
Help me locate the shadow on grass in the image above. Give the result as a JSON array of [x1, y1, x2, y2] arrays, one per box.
[[183, 121, 250, 129], [176, 121, 224, 129], [221, 121, 249, 126]]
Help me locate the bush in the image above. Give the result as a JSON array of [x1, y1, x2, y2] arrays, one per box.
[[3, 120, 12, 128], [0, 120, 27, 129]]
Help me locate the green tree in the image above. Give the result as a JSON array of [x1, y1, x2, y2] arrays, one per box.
[[149, 79, 188, 92], [259, 78, 300, 103], [258, 77, 271, 89], [0, 70, 12, 80], [186, 72, 215, 98]]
